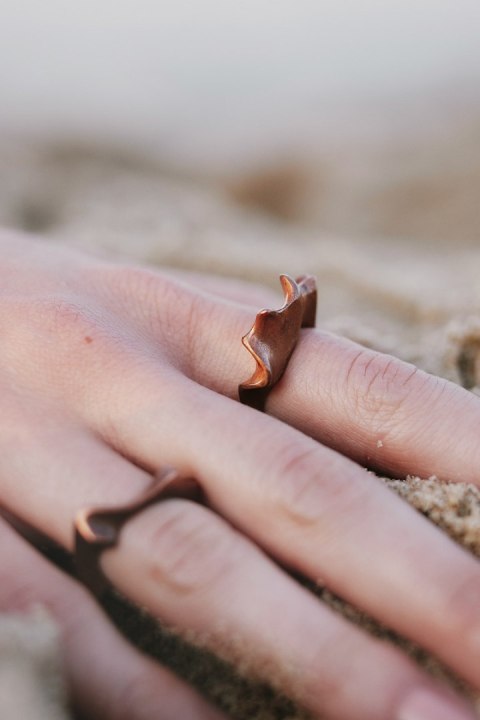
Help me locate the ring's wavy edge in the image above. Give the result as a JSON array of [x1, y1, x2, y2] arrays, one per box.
[[74, 468, 203, 597], [239, 274, 317, 411]]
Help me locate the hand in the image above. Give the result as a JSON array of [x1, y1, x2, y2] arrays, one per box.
[[0, 229, 478, 720]]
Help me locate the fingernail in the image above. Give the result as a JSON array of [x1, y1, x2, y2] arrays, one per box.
[[397, 688, 477, 720]]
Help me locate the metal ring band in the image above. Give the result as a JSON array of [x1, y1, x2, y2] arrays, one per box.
[[74, 469, 203, 597], [238, 274, 317, 411]]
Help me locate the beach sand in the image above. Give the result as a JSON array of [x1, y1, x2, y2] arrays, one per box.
[[0, 137, 479, 718]]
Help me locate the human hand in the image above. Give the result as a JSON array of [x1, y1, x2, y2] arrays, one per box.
[[0, 229, 478, 720]]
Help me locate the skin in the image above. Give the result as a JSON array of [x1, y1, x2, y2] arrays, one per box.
[[0, 228, 479, 719]]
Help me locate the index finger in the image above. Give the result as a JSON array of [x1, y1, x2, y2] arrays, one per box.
[[174, 284, 480, 485]]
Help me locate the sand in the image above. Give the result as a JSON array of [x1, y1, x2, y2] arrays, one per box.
[[0, 139, 480, 718]]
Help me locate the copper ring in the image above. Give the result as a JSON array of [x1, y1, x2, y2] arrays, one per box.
[[74, 469, 203, 597], [239, 274, 317, 411]]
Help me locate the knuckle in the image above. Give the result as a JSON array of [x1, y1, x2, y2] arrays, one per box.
[[112, 265, 212, 376], [155, 280, 214, 380], [274, 440, 321, 480], [271, 442, 325, 524], [173, 288, 206, 378], [344, 347, 428, 432], [139, 500, 239, 595], [270, 439, 367, 529], [74, 264, 223, 384]]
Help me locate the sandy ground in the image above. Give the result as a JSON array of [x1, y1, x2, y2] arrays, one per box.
[[0, 134, 480, 718]]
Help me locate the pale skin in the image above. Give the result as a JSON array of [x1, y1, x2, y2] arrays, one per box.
[[0, 229, 479, 720]]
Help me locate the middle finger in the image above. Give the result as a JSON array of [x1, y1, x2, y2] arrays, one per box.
[[0, 411, 473, 720], [109, 372, 480, 692]]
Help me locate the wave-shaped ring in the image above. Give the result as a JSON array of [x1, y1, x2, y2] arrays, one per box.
[[239, 274, 317, 411]]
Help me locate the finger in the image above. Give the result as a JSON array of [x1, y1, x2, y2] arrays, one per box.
[[266, 329, 480, 483], [103, 500, 477, 720], [0, 517, 225, 720], [111, 374, 480, 694], [146, 274, 480, 485], [0, 415, 473, 718]]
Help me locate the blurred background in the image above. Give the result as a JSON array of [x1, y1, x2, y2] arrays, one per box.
[[0, 1, 479, 319]]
